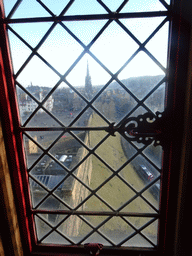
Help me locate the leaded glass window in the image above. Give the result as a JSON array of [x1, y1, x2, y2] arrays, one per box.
[[3, 0, 171, 251]]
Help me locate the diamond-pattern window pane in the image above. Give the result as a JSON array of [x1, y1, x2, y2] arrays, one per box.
[[16, 55, 60, 88], [8, 30, 32, 73], [8, 0, 50, 19], [118, 51, 165, 85], [25, 109, 60, 128], [65, 0, 108, 15], [120, 0, 167, 13], [9, 22, 53, 48], [97, 176, 136, 210], [91, 21, 139, 74], [37, 24, 84, 75], [99, 217, 135, 245], [4, 0, 170, 249], [146, 22, 169, 67], [64, 20, 108, 46], [120, 17, 166, 43], [93, 81, 137, 123]]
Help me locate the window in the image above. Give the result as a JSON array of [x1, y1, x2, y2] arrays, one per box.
[[0, 0, 190, 255]]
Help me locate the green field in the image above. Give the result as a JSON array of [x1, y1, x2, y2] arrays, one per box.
[[78, 114, 158, 246]]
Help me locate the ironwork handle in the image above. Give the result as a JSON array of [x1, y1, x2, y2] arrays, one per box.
[[84, 243, 103, 256], [21, 111, 170, 148]]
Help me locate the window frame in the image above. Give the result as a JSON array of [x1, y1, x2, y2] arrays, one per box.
[[0, 0, 191, 255]]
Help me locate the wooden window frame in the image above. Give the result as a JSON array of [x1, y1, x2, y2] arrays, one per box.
[[0, 0, 192, 255]]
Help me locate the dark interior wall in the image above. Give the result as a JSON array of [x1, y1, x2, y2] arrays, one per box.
[[0, 119, 23, 256]]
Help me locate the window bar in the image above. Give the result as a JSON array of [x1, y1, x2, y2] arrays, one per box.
[[30, 150, 118, 213], [35, 209, 159, 247], [112, 27, 167, 74], [23, 118, 162, 204], [32, 210, 159, 218], [18, 28, 117, 127], [6, 0, 169, 99], [24, 125, 92, 170], [27, 157, 95, 212], [3, 11, 169, 25], [30, 157, 118, 215], [38, 0, 112, 51], [121, 132, 162, 173]]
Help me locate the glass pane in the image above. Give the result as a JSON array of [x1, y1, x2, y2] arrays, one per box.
[[65, 0, 107, 15], [9, 22, 53, 48], [91, 21, 139, 74], [16, 55, 60, 88], [146, 22, 169, 68], [5, 0, 169, 248], [6, 0, 49, 19], [101, 0, 125, 12], [37, 24, 84, 75], [8, 30, 32, 74], [93, 81, 137, 123], [120, 0, 167, 12], [99, 217, 135, 245], [120, 17, 166, 43], [3, 0, 17, 17]]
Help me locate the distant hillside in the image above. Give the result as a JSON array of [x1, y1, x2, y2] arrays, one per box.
[[109, 75, 164, 99]]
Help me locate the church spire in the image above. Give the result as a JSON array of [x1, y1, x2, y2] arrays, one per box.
[[87, 61, 90, 76], [85, 61, 92, 99]]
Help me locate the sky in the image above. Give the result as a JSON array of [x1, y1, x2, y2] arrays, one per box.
[[4, 0, 170, 88]]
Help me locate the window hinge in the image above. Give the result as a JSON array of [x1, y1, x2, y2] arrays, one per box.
[[117, 111, 173, 149]]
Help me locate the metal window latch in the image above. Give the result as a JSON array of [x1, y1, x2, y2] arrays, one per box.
[[22, 111, 171, 149], [84, 243, 103, 256], [114, 111, 172, 149]]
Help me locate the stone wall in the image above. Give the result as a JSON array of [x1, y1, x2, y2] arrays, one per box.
[[32, 116, 93, 240], [57, 115, 93, 237]]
